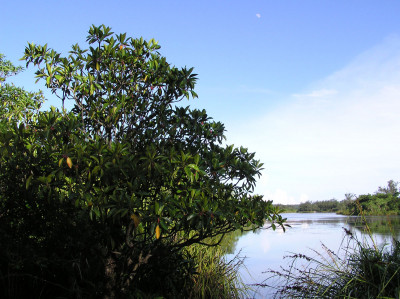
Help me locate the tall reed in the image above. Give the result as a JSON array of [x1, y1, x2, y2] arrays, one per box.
[[184, 241, 250, 299]]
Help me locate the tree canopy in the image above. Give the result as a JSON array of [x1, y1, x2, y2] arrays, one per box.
[[0, 25, 285, 297], [0, 54, 43, 131]]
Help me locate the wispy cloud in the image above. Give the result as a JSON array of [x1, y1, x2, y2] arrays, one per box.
[[226, 35, 400, 204]]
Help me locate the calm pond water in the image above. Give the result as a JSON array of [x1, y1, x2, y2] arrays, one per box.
[[225, 213, 400, 298]]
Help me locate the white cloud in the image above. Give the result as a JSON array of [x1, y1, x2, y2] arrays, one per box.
[[227, 35, 400, 204], [256, 13, 261, 19], [264, 189, 295, 204], [300, 193, 309, 202]]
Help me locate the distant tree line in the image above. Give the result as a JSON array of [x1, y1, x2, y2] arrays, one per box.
[[298, 199, 341, 213], [276, 180, 400, 215]]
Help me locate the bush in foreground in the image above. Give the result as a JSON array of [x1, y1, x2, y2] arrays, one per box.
[[0, 25, 285, 298]]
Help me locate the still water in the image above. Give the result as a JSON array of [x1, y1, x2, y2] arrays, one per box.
[[225, 213, 400, 298]]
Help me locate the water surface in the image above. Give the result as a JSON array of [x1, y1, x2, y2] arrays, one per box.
[[225, 213, 400, 298]]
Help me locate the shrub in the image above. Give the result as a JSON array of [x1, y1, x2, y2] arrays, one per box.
[[0, 25, 285, 297]]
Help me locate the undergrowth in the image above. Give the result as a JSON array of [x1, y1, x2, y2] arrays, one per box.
[[184, 241, 250, 299]]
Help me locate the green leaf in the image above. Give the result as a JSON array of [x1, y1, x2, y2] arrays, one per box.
[[184, 166, 191, 178], [26, 174, 33, 189], [187, 164, 199, 171], [46, 63, 51, 74], [89, 83, 95, 95], [187, 214, 196, 221], [160, 219, 168, 231], [93, 207, 100, 218]]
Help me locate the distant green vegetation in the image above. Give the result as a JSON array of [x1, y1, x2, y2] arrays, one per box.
[[276, 199, 346, 213], [276, 180, 400, 216], [274, 204, 299, 213]]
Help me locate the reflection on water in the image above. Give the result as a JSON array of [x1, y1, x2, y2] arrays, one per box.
[[225, 213, 400, 298], [284, 213, 400, 237]]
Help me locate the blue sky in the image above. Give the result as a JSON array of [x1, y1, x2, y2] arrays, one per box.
[[2, 1, 400, 204]]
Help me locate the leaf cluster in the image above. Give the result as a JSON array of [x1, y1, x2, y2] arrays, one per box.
[[0, 54, 43, 132]]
